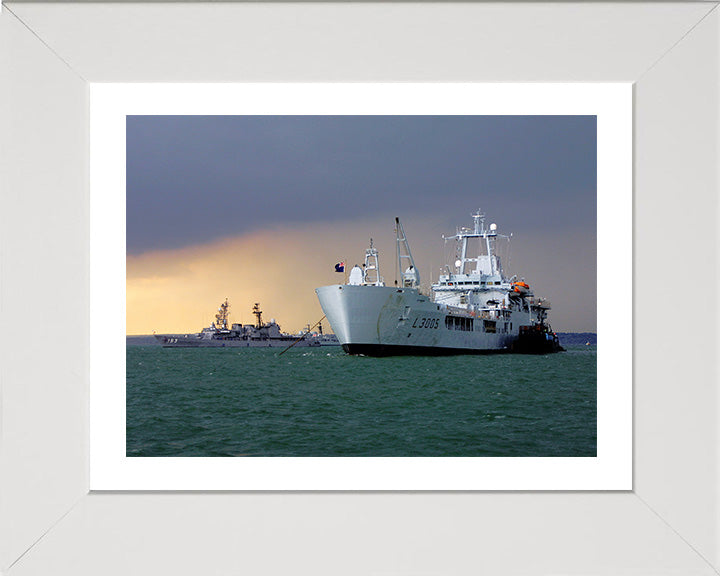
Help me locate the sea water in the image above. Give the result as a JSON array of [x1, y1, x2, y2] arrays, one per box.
[[126, 337, 596, 457]]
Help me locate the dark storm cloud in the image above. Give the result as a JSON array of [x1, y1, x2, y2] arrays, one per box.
[[126, 115, 596, 254]]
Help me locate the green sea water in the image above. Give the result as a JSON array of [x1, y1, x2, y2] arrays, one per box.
[[126, 341, 596, 457]]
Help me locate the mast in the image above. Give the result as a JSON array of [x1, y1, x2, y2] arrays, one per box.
[[395, 217, 419, 288], [363, 238, 383, 286], [214, 299, 230, 330], [252, 303, 263, 328], [445, 210, 500, 277]]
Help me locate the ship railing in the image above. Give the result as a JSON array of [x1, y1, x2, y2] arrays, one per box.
[[526, 297, 551, 309], [444, 305, 474, 318]]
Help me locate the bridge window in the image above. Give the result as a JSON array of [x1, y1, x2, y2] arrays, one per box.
[[445, 315, 473, 331]]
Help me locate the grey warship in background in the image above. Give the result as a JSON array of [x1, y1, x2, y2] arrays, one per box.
[[316, 210, 564, 356], [155, 301, 338, 348]]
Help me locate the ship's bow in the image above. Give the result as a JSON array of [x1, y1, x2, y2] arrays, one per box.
[[315, 284, 400, 350]]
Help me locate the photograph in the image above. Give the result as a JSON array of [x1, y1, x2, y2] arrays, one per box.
[[126, 114, 597, 458]]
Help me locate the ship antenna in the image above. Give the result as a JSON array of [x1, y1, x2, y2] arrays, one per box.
[[214, 298, 230, 330], [472, 209, 485, 234], [252, 302, 263, 328]]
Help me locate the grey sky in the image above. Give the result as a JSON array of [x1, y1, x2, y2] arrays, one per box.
[[127, 115, 596, 331], [127, 115, 595, 252]]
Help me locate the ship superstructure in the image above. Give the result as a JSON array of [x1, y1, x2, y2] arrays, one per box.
[[315, 211, 563, 355]]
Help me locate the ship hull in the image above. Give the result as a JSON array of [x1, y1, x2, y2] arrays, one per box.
[[154, 334, 321, 348], [342, 343, 509, 356], [316, 284, 522, 356]]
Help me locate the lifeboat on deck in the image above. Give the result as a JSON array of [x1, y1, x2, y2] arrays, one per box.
[[511, 281, 530, 297]]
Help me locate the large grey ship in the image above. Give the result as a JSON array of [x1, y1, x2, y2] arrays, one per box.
[[155, 301, 338, 348], [316, 211, 563, 356]]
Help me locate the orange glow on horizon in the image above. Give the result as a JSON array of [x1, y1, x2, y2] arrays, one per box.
[[127, 216, 597, 335], [126, 217, 419, 335]]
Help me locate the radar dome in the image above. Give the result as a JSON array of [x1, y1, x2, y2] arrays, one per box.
[[490, 223, 497, 231], [454, 259, 462, 268]]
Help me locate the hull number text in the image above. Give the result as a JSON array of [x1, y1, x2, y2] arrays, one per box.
[[412, 317, 439, 329]]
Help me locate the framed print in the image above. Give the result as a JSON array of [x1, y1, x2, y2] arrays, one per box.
[[2, 2, 719, 574]]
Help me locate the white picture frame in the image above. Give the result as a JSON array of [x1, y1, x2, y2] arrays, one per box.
[[2, 2, 718, 574]]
